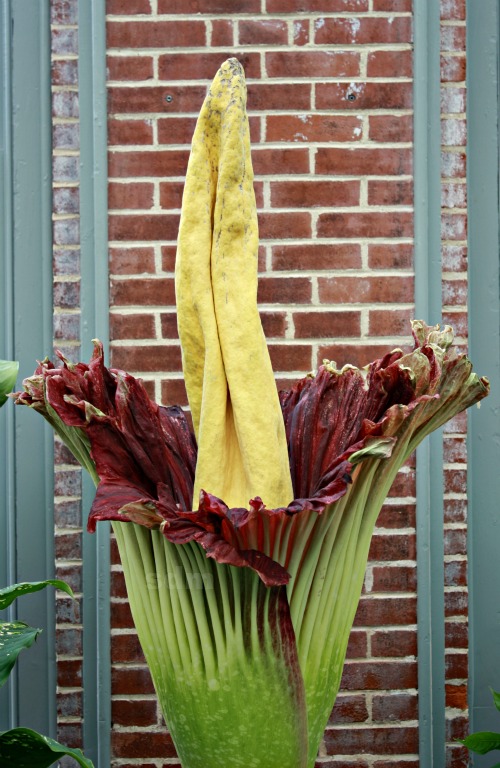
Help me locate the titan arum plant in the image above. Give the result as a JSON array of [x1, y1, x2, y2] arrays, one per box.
[[15, 60, 489, 767]]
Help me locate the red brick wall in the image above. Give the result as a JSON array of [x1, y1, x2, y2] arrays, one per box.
[[50, 0, 469, 764], [51, 0, 85, 750], [440, 1, 469, 766]]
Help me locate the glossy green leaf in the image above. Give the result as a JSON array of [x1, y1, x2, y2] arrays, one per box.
[[459, 731, 500, 755], [0, 360, 18, 407], [491, 688, 500, 713], [0, 727, 94, 767], [0, 579, 74, 611], [0, 621, 40, 687]]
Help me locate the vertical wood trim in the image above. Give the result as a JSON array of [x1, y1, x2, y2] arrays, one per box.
[[0, 0, 54, 736], [413, 0, 446, 764], [78, 0, 111, 763], [467, 0, 500, 761]]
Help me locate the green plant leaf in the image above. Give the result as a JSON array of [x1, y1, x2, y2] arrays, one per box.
[[491, 688, 500, 712], [0, 579, 74, 611], [459, 731, 500, 755], [0, 621, 41, 687], [0, 727, 94, 767], [0, 360, 18, 407]]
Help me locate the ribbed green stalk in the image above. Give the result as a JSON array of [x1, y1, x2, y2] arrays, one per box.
[[113, 523, 308, 768]]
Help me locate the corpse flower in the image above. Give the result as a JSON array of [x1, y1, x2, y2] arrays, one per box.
[[15, 59, 489, 768]]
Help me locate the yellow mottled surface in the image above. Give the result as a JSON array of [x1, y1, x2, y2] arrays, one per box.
[[176, 58, 293, 510]]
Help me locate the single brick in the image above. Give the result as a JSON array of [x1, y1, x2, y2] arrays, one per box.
[[267, 0, 369, 10], [441, 25, 466, 52], [110, 313, 156, 340], [107, 21, 206, 49], [265, 50, 360, 79], [52, 90, 79, 119], [441, 54, 466, 82], [57, 659, 82, 688], [110, 277, 176, 307], [445, 622, 468, 649], [368, 532, 416, 561], [258, 276, 312, 304], [371, 629, 418, 658], [54, 499, 81, 528], [248, 82, 311, 111], [161, 379, 188, 407], [111, 666, 155, 696], [252, 148, 310, 175], [53, 281, 81, 309], [367, 49, 413, 78], [51, 59, 78, 86], [107, 0, 151, 12], [271, 180, 360, 208], [53, 187, 80, 215], [53, 218, 80, 246], [317, 212, 413, 239], [211, 19, 234, 46], [157, 117, 197, 145], [314, 16, 412, 45], [367, 179, 413, 206], [109, 246, 156, 275], [56, 628, 83, 656], [108, 118, 153, 146], [57, 691, 83, 720], [441, 150, 466, 177], [446, 651, 468, 680], [109, 213, 180, 241], [442, 181, 467, 209], [442, 279, 467, 306], [108, 181, 154, 210], [108, 85, 206, 114], [111, 344, 182, 372], [112, 699, 158, 727], [51, 27, 78, 56], [108, 149, 189, 178], [292, 19, 309, 45], [370, 565, 417, 593], [354, 596, 417, 627], [159, 181, 187, 209], [446, 683, 468, 710], [158, 0, 260, 10], [272, 243, 361, 271], [369, 114, 413, 142], [324, 724, 419, 755], [161, 245, 177, 272], [441, 117, 466, 146], [51, 0, 77, 25], [373, 0, 412, 8], [267, 113, 363, 143], [53, 155, 79, 183], [111, 731, 177, 759], [441, 85, 466, 114], [160, 312, 179, 339], [111, 632, 145, 663], [292, 310, 361, 338], [340, 659, 418, 690], [372, 693, 418, 723], [444, 559, 467, 587], [239, 19, 288, 46], [369, 308, 413, 337], [268, 343, 312, 371], [107, 55, 154, 81], [316, 81, 413, 110], [258, 211, 311, 240], [316, 146, 412, 177], [53, 123, 80, 151], [260, 311, 289, 337], [330, 694, 369, 724], [441, 0, 466, 20], [377, 503, 416, 529], [54, 313, 80, 340]]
